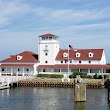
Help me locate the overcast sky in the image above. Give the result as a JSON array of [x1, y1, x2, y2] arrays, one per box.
[[0, 0, 110, 63]]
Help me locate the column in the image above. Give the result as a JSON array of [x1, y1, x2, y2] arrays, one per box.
[[0, 67, 1, 76], [88, 69, 90, 75], [60, 68, 61, 74], [23, 67, 25, 76], [16, 67, 18, 76], [6, 67, 7, 76], [34, 64, 38, 75], [11, 67, 13, 76], [51, 68, 53, 73]]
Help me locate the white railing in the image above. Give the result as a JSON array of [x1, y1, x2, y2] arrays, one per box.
[[39, 72, 72, 75], [0, 75, 34, 87]]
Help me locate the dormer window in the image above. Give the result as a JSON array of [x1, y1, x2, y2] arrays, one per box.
[[89, 52, 94, 57], [17, 55, 23, 60], [63, 52, 68, 57], [76, 52, 81, 57]]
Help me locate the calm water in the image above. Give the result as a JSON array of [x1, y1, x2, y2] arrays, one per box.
[[0, 87, 110, 110]]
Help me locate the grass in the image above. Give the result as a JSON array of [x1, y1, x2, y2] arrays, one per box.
[[83, 78, 102, 84]]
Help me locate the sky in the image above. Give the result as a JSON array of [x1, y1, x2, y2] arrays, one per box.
[[0, 0, 110, 63]]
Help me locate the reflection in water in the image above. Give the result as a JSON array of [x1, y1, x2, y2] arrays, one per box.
[[0, 87, 110, 110], [74, 102, 86, 110]]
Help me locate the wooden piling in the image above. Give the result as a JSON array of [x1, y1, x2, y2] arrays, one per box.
[[74, 83, 86, 102], [107, 80, 110, 103]]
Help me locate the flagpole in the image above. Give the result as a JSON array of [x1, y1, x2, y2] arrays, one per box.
[[68, 46, 69, 78]]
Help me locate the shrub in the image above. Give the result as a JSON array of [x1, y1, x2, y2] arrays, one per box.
[[98, 75, 102, 79], [69, 72, 87, 78], [37, 74, 63, 78], [87, 75, 92, 79], [93, 73, 98, 79]]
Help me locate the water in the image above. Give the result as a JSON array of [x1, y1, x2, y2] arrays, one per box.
[[0, 87, 110, 110]]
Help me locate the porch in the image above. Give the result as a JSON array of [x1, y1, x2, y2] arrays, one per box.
[[37, 64, 110, 76], [0, 66, 35, 76]]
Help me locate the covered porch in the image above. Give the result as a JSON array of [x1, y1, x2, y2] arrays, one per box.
[[38, 64, 110, 75], [0, 64, 36, 76]]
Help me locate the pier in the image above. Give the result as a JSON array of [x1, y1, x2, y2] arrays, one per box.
[[0, 75, 34, 90]]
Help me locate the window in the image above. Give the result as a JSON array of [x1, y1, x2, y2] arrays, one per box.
[[89, 61, 91, 64], [43, 69, 46, 72], [61, 61, 63, 63], [70, 60, 72, 63], [76, 52, 81, 57], [18, 68, 20, 71], [45, 45, 48, 48], [2, 68, 4, 71], [49, 37, 52, 40], [79, 61, 81, 63], [65, 60, 68, 63], [42, 37, 45, 40], [45, 53, 48, 56], [27, 69, 29, 71], [45, 61, 48, 63], [46, 37, 48, 40]]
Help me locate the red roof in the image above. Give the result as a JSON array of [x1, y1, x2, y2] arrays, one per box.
[[39, 33, 58, 38], [0, 64, 33, 67], [38, 64, 110, 69], [56, 49, 103, 60], [0, 51, 39, 63]]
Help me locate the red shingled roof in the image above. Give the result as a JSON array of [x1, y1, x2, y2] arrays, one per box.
[[56, 49, 103, 60], [38, 64, 110, 69], [0, 51, 39, 63], [0, 64, 33, 67], [39, 33, 58, 38]]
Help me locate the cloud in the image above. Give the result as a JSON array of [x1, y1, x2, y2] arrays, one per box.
[[0, 0, 30, 25], [33, 6, 110, 24]]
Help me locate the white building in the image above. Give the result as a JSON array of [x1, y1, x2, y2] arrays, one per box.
[[0, 51, 38, 76], [0, 33, 110, 76]]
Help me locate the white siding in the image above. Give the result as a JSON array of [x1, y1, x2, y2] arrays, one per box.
[[39, 39, 59, 65]]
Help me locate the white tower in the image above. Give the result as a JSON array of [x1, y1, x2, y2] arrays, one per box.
[[38, 33, 59, 65]]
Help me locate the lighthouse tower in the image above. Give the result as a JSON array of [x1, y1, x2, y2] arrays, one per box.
[[38, 33, 59, 65]]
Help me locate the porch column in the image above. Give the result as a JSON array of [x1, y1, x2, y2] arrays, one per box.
[[5, 67, 7, 76], [88, 69, 90, 75], [23, 67, 25, 76], [51, 68, 52, 73], [99, 69, 100, 73], [0, 67, 1, 76], [101, 68, 103, 73], [16, 67, 19, 76], [34, 65, 37, 75], [88, 69, 90, 73], [60, 68, 61, 74], [78, 69, 80, 72], [11, 67, 13, 76]]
